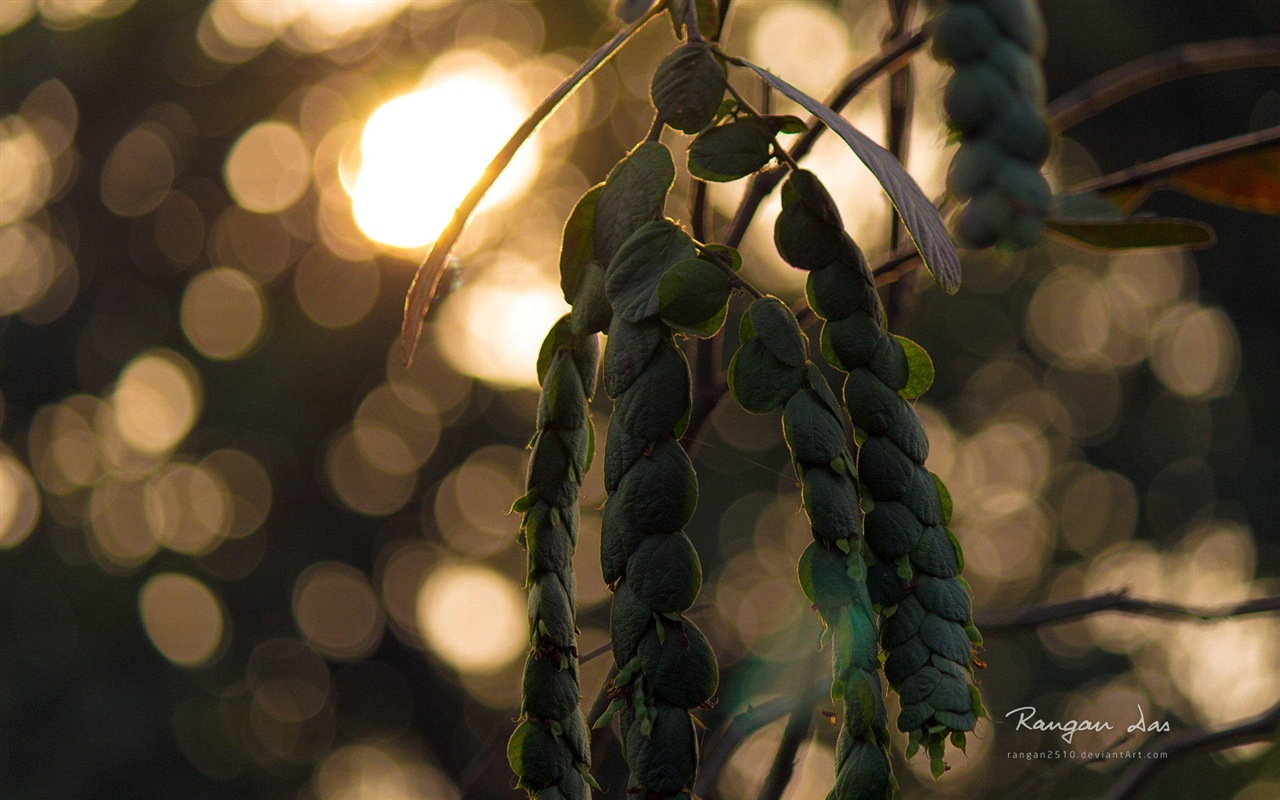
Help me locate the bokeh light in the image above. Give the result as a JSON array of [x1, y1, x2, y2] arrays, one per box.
[[181, 267, 267, 360], [111, 350, 202, 455], [434, 265, 569, 388], [225, 121, 312, 213], [139, 573, 227, 668], [350, 53, 537, 249], [293, 562, 385, 662], [415, 563, 526, 675]]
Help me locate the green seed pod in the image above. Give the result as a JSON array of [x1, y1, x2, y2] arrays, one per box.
[[981, 0, 1047, 55], [638, 620, 719, 708], [523, 651, 582, 721], [936, 0, 1052, 251], [512, 245, 605, 796], [651, 43, 727, 134], [945, 140, 1001, 201], [729, 296, 893, 800], [625, 705, 698, 795], [595, 142, 716, 799], [943, 64, 1011, 134], [932, 2, 999, 65], [781, 170, 984, 776], [628, 533, 703, 613]]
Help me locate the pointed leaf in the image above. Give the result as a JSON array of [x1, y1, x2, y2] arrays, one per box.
[[739, 59, 962, 293], [1045, 216, 1215, 251], [896, 336, 934, 399], [560, 184, 604, 302], [1167, 140, 1280, 214]]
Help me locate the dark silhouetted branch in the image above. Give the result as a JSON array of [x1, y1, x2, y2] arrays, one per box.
[[977, 589, 1280, 632]]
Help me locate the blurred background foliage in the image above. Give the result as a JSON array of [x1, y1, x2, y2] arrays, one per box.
[[1, 1, 1278, 798]]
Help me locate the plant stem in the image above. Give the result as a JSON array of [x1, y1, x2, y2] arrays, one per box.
[[1103, 699, 1280, 800], [883, 0, 919, 330], [1068, 124, 1280, 197], [400, 2, 664, 364], [1048, 37, 1280, 131], [976, 589, 1280, 632], [722, 80, 802, 171]]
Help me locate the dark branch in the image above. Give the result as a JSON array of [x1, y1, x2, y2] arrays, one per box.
[[1048, 37, 1280, 131], [1068, 125, 1280, 197], [1103, 699, 1280, 800], [694, 678, 830, 796], [976, 589, 1280, 632]]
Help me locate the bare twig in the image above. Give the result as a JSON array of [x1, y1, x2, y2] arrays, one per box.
[[695, 678, 830, 796], [1068, 124, 1280, 197], [883, 0, 919, 330], [976, 589, 1280, 632], [399, 3, 664, 364], [1048, 37, 1280, 131], [1103, 699, 1280, 800], [754, 649, 824, 800]]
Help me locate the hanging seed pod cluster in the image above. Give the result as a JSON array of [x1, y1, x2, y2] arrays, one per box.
[[934, 0, 1053, 249], [729, 295, 895, 800], [396, 1, 1015, 797], [776, 170, 984, 778]]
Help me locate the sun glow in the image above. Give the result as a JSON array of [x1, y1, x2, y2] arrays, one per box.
[[350, 56, 537, 249]]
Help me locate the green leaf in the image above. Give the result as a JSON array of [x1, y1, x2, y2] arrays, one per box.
[[932, 473, 952, 527], [606, 220, 696, 322], [1045, 215, 1216, 251], [895, 336, 934, 399], [760, 114, 807, 135], [559, 184, 604, 302], [658, 258, 732, 337], [739, 60, 963, 294], [747, 297, 807, 367], [728, 337, 805, 414], [594, 142, 677, 267], [511, 487, 539, 514], [700, 242, 742, 271], [688, 119, 774, 182], [651, 43, 726, 134]]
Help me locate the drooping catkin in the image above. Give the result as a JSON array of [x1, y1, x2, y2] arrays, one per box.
[[729, 296, 894, 800], [934, 0, 1052, 250], [776, 170, 984, 775], [593, 142, 719, 799]]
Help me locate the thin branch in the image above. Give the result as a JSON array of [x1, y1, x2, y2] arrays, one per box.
[[883, 0, 919, 330], [722, 22, 933, 249], [976, 589, 1280, 633], [754, 649, 823, 800], [1103, 698, 1280, 800], [1048, 37, 1280, 131], [1068, 124, 1280, 197], [399, 3, 664, 364], [694, 679, 830, 796]]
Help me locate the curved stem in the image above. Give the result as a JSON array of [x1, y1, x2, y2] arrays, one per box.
[[400, 3, 664, 364], [1048, 37, 1280, 131], [1068, 124, 1280, 197], [1103, 699, 1280, 800], [976, 589, 1280, 632]]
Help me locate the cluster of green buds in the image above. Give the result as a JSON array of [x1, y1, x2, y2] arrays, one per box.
[[934, 0, 1053, 249], [729, 295, 894, 800], [776, 170, 985, 778]]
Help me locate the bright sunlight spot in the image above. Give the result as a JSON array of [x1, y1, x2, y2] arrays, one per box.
[[350, 54, 537, 249], [415, 563, 526, 675]]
